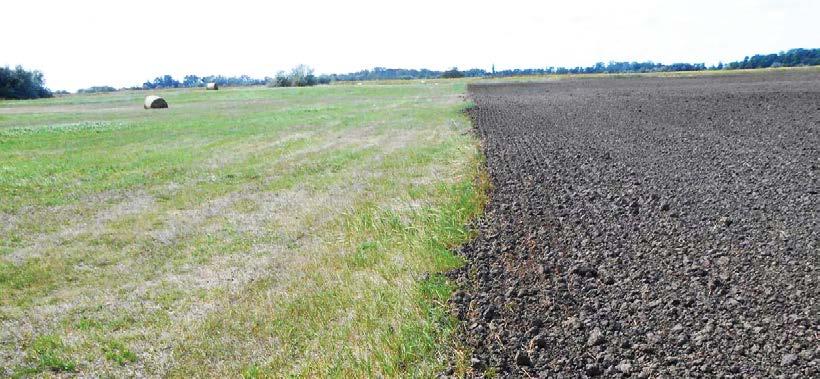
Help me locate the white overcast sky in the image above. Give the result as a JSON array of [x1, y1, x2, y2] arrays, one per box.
[[3, 0, 818, 91]]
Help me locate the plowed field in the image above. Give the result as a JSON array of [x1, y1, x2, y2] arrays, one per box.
[[451, 71, 819, 377]]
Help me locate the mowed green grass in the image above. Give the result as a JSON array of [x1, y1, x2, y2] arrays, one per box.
[[0, 82, 485, 377]]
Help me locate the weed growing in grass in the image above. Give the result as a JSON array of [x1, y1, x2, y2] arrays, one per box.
[[242, 364, 264, 379], [13, 335, 77, 376], [102, 340, 138, 365], [0, 259, 60, 307], [347, 241, 381, 269]]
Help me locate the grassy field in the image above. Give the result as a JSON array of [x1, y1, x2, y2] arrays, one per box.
[[0, 83, 486, 377]]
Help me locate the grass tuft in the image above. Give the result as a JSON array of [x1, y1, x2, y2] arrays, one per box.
[[103, 340, 138, 365], [12, 335, 77, 376]]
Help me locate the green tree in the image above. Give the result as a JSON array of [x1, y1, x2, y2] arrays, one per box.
[[0, 65, 53, 100], [441, 67, 464, 79]]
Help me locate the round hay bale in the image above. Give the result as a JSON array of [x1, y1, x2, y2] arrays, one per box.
[[144, 95, 168, 109], [206, 82, 218, 90]]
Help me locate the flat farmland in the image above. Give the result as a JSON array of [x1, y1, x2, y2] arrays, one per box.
[[451, 70, 819, 377], [0, 83, 485, 377]]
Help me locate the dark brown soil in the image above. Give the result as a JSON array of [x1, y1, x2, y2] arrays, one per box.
[[449, 71, 819, 378]]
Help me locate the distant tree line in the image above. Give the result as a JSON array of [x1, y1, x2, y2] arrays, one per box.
[[327, 67, 443, 81], [5, 48, 817, 100], [141, 74, 268, 89], [112, 48, 820, 91], [440, 67, 465, 78], [322, 63, 708, 81], [77, 86, 117, 94], [0, 65, 52, 100], [139, 65, 334, 89], [725, 48, 819, 69], [269, 65, 332, 87], [329, 48, 820, 81]]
